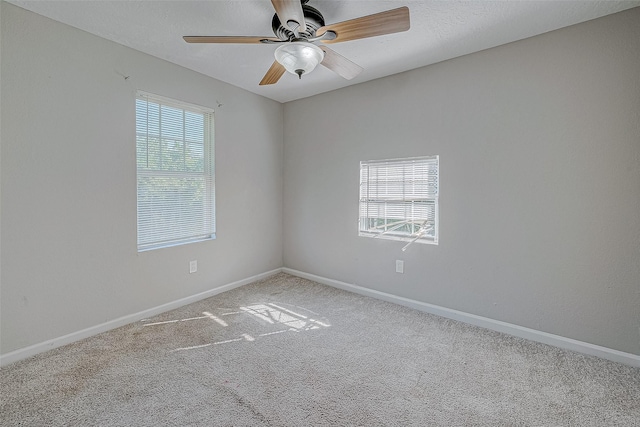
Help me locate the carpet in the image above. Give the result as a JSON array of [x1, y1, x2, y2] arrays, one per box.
[[1, 273, 639, 426]]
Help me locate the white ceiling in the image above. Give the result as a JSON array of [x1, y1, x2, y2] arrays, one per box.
[[8, 1, 639, 103]]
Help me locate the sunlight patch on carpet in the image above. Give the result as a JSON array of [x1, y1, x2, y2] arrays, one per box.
[[155, 302, 331, 352]]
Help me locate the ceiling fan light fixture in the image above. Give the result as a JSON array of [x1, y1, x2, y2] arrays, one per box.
[[274, 42, 324, 79]]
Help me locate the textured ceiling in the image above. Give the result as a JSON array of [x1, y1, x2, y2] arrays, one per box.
[[8, 1, 640, 103]]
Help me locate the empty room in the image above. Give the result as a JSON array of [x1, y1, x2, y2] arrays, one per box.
[[1, 0, 639, 425]]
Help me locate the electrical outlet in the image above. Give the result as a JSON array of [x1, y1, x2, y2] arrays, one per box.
[[396, 260, 404, 274], [189, 260, 197, 274]]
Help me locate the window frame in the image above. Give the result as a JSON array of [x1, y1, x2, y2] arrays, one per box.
[[135, 91, 216, 252], [358, 155, 439, 246]]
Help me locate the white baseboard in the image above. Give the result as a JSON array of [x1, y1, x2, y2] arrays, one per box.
[[283, 268, 640, 368], [4, 267, 638, 368], [0, 268, 282, 367]]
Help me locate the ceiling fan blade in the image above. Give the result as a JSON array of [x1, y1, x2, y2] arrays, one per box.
[[271, 0, 307, 32], [183, 36, 280, 44], [317, 6, 410, 44], [259, 61, 286, 85], [319, 46, 363, 80]]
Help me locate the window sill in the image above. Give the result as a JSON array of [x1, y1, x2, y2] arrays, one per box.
[[138, 235, 216, 253], [358, 232, 438, 245]]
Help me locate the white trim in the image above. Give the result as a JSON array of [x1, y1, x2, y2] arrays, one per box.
[[4, 267, 637, 369], [283, 268, 640, 368], [0, 268, 282, 367]]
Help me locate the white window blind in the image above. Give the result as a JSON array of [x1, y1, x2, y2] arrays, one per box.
[[359, 156, 439, 246], [136, 92, 215, 251]]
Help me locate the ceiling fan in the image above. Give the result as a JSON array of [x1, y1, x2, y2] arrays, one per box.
[[183, 0, 410, 85]]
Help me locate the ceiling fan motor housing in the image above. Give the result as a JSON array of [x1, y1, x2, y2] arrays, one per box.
[[272, 4, 325, 40]]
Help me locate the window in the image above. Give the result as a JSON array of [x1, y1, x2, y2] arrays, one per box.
[[136, 92, 215, 251], [359, 156, 439, 247]]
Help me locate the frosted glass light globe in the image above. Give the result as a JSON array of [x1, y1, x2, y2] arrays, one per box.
[[274, 42, 324, 79]]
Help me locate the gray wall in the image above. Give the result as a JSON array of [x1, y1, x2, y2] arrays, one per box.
[[2, 3, 638, 358], [283, 8, 640, 355], [1, 2, 283, 354]]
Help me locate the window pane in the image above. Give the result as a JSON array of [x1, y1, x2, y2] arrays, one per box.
[[147, 102, 160, 136], [185, 142, 204, 172], [137, 175, 211, 246], [160, 105, 184, 140], [185, 111, 204, 143], [136, 135, 147, 169], [160, 138, 185, 172], [147, 137, 161, 170]]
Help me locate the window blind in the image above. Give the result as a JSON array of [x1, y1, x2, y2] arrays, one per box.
[[136, 93, 215, 251], [359, 156, 438, 245]]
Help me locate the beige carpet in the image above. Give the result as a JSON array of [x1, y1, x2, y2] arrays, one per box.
[[1, 273, 639, 426]]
